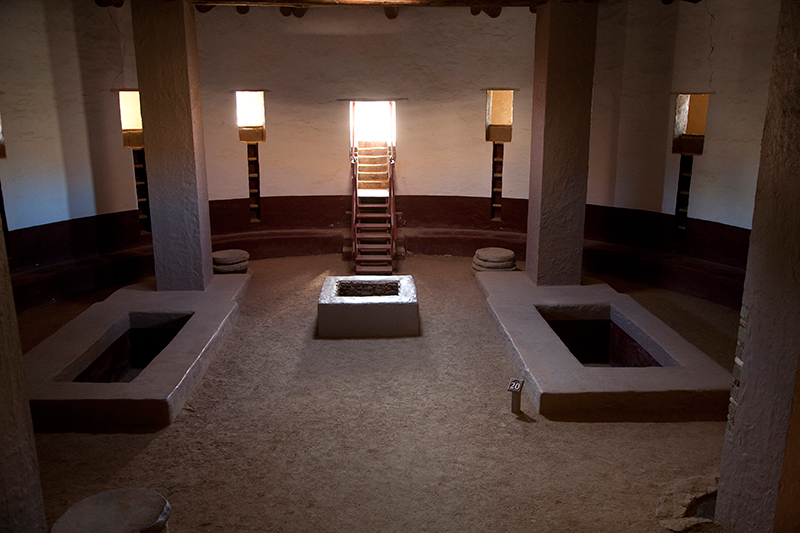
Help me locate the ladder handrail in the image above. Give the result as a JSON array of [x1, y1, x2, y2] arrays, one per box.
[[388, 145, 396, 257], [350, 147, 358, 248]]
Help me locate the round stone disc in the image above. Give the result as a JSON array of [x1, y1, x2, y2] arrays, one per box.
[[212, 249, 250, 265], [214, 260, 249, 273], [474, 247, 515, 263], [473, 257, 516, 269], [52, 487, 170, 533], [472, 263, 515, 272]]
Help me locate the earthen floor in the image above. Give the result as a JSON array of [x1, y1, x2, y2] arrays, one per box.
[[18, 254, 738, 532]]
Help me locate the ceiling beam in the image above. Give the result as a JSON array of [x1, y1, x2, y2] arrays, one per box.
[[188, 0, 550, 7]]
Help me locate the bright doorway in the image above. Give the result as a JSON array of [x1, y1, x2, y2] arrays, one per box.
[[349, 101, 397, 274]]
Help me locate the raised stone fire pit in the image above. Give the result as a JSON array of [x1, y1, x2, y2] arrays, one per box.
[[317, 275, 419, 338]]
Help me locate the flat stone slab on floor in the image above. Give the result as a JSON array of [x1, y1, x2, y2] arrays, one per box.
[[52, 488, 169, 533], [473, 257, 516, 269], [214, 260, 249, 273], [475, 247, 515, 263], [212, 249, 250, 265], [475, 271, 732, 422], [317, 275, 419, 338], [25, 274, 250, 432]]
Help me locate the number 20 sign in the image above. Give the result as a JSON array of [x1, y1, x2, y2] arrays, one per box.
[[507, 379, 524, 392]]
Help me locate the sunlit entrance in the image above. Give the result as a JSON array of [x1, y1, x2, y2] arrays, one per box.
[[351, 101, 396, 149], [349, 101, 397, 274]]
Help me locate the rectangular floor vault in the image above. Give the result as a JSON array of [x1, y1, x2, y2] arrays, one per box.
[[25, 274, 250, 432], [476, 272, 732, 422]]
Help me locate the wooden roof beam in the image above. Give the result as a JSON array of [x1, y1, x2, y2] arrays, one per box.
[[188, 0, 549, 8]]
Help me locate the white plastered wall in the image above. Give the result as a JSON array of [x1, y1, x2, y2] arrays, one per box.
[[665, 0, 779, 229], [196, 6, 535, 201], [587, 0, 779, 230], [0, 1, 70, 231], [0, 0, 138, 231], [0, 0, 780, 233]]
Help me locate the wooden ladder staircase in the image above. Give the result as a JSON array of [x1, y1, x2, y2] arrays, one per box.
[[352, 140, 395, 274]]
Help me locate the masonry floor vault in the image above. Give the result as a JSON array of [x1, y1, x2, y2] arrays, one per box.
[[20, 254, 738, 532]]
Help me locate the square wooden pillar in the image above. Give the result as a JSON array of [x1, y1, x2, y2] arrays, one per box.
[[131, 0, 213, 291], [526, 0, 598, 286]]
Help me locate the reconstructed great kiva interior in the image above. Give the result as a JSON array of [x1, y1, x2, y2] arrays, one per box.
[[1, 0, 799, 532]]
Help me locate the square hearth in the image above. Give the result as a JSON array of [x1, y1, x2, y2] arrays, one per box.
[[317, 275, 419, 338]]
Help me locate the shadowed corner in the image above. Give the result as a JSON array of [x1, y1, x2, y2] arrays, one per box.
[[515, 411, 536, 423]]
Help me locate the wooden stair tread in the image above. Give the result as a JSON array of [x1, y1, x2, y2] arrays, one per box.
[[356, 265, 394, 274], [356, 189, 389, 198], [351, 143, 395, 274], [356, 222, 391, 228], [357, 198, 389, 204]]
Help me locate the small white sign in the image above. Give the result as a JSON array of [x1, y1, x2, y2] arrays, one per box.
[[507, 379, 524, 393]]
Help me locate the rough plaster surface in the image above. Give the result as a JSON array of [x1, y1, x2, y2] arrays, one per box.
[[132, 0, 213, 291], [716, 1, 800, 530], [0, 230, 47, 531], [317, 275, 419, 338], [24, 274, 250, 432], [669, 0, 780, 228], [477, 272, 732, 422], [586, 0, 779, 230], [0, 0, 139, 231], [195, 7, 535, 202], [612, 0, 677, 214], [0, 0, 781, 232], [587, 0, 627, 208], [526, 1, 596, 286], [0, 1, 71, 230]]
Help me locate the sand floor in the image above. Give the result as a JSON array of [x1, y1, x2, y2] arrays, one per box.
[[19, 254, 738, 532]]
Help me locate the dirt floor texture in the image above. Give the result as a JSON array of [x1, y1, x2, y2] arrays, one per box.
[[21, 254, 737, 532]]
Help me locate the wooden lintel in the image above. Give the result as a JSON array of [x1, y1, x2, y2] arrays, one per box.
[[189, 0, 548, 7]]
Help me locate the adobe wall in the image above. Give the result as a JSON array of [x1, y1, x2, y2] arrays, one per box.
[[587, 0, 780, 229]]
